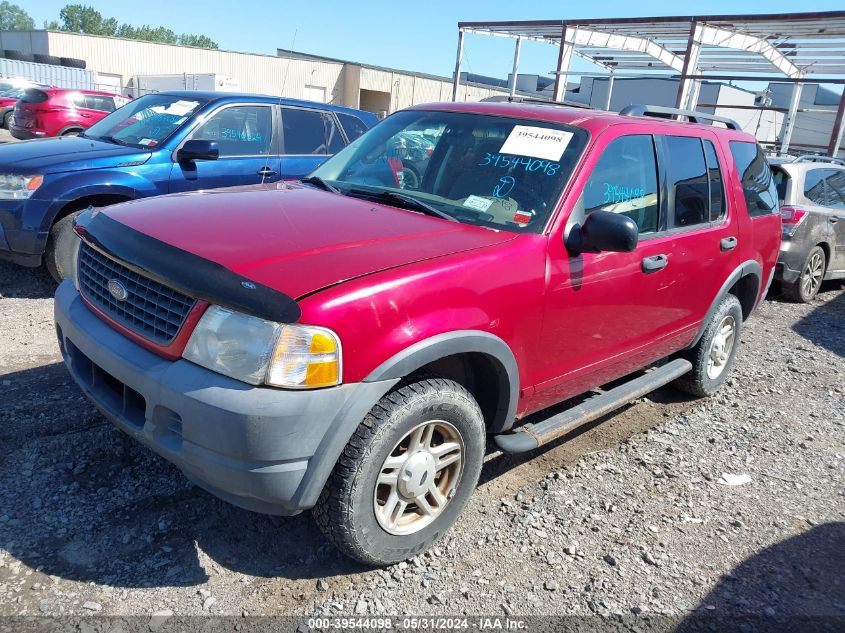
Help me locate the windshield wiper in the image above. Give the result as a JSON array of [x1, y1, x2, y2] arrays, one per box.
[[350, 188, 457, 222], [96, 135, 130, 147], [300, 176, 339, 194]]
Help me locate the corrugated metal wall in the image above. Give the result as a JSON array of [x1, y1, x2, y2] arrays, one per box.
[[0, 58, 95, 89]]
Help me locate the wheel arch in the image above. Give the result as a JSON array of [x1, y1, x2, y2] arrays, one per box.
[[689, 260, 761, 348], [363, 330, 520, 434]]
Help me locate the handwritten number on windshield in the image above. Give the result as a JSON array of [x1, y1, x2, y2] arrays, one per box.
[[478, 153, 559, 176]]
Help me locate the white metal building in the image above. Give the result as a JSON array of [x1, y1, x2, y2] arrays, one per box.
[[0, 30, 512, 115]]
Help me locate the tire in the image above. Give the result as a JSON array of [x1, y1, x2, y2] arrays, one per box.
[[313, 377, 485, 566], [60, 57, 86, 69], [674, 294, 743, 397], [4, 50, 34, 62], [2, 111, 12, 130], [33, 53, 62, 66], [782, 245, 826, 303], [60, 128, 83, 137], [45, 211, 82, 283]]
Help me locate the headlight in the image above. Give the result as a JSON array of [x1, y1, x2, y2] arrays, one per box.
[[182, 306, 341, 389], [0, 174, 43, 199]]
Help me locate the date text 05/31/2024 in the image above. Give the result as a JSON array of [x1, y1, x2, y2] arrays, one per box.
[[306, 617, 529, 630]]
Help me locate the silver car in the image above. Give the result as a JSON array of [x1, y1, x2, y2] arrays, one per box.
[[769, 156, 845, 302]]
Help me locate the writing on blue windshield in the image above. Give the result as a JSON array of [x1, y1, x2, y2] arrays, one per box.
[[603, 182, 645, 205], [478, 153, 560, 176], [221, 127, 263, 142], [493, 176, 515, 198]]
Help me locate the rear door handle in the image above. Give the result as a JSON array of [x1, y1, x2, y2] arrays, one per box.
[[720, 236, 738, 251], [830, 217, 839, 224], [642, 254, 668, 273], [257, 167, 278, 178]]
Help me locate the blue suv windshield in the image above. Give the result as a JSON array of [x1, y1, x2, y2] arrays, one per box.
[[84, 94, 209, 149]]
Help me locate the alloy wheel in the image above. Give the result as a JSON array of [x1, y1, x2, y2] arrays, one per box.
[[801, 250, 824, 299], [706, 315, 736, 380], [373, 420, 464, 535]]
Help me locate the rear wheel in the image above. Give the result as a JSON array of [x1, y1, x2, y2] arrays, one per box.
[[782, 245, 825, 303], [313, 377, 485, 566], [675, 294, 743, 397], [45, 211, 82, 282], [61, 128, 83, 137], [2, 111, 12, 129]]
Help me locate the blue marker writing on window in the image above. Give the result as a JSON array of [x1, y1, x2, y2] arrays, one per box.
[[493, 176, 516, 198]]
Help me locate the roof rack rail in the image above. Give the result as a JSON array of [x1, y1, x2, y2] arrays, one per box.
[[481, 95, 593, 110], [790, 155, 845, 165], [619, 104, 741, 131]]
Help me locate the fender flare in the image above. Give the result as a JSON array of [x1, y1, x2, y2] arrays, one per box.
[[364, 330, 520, 433], [688, 260, 761, 349]]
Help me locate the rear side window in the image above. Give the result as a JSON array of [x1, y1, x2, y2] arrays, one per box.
[[771, 166, 789, 203], [582, 134, 659, 234], [728, 141, 778, 216], [804, 168, 845, 210], [664, 136, 709, 228], [337, 113, 369, 142], [84, 95, 116, 113], [703, 140, 725, 221], [281, 108, 344, 155]]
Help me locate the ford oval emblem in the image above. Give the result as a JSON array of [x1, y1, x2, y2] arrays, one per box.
[[240, 280, 257, 290], [108, 279, 129, 301]]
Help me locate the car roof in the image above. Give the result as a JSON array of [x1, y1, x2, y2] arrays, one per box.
[[46, 88, 121, 97], [152, 90, 377, 118], [408, 101, 759, 142]]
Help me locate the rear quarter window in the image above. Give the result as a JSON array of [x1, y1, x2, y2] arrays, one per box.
[[728, 141, 778, 216], [20, 89, 48, 104], [337, 113, 370, 142]]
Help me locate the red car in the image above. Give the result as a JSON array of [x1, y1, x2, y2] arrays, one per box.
[[10, 88, 128, 139], [55, 101, 781, 565], [0, 83, 51, 128]]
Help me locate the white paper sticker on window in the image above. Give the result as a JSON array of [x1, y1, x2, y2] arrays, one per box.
[[499, 125, 573, 161], [463, 195, 493, 212], [164, 100, 200, 116]]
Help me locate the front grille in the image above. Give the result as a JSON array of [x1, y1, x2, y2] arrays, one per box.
[[78, 242, 196, 345]]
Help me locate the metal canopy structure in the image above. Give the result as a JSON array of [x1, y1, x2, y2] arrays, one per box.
[[453, 11, 845, 155]]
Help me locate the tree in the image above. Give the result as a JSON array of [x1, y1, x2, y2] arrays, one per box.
[[52, 4, 117, 36], [47, 4, 218, 49], [178, 34, 218, 49], [0, 1, 34, 31]]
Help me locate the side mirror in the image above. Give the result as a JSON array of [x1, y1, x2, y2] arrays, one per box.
[[566, 210, 639, 253], [177, 139, 219, 162]]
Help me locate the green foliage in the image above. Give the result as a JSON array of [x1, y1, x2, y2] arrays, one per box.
[[0, 1, 35, 31], [48, 4, 218, 49]]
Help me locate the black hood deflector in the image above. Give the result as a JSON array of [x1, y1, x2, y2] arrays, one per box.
[[74, 208, 302, 323]]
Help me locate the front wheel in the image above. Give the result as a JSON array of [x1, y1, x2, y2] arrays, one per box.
[[45, 211, 82, 282], [313, 377, 485, 566], [2, 111, 12, 129], [782, 245, 826, 303]]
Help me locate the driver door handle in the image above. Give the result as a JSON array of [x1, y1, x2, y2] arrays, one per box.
[[720, 236, 738, 251], [257, 167, 277, 178], [642, 254, 668, 273], [830, 217, 839, 224]]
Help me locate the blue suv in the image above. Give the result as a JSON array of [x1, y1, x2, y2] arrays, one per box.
[[0, 91, 378, 280]]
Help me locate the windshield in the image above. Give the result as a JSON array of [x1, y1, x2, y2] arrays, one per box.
[[311, 110, 588, 233], [83, 94, 208, 149]]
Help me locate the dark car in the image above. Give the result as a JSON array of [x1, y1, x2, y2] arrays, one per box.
[[55, 102, 780, 565], [0, 91, 378, 280], [770, 155, 845, 302]]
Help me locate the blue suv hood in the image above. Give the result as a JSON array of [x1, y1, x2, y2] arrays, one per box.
[[0, 136, 153, 174]]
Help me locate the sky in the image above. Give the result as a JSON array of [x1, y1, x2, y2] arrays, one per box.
[[23, 1, 845, 82]]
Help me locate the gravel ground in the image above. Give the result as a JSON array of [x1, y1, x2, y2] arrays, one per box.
[[0, 259, 843, 626]]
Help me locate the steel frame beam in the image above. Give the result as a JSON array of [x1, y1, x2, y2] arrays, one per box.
[[694, 23, 804, 79], [451, 29, 464, 102], [508, 37, 523, 97]]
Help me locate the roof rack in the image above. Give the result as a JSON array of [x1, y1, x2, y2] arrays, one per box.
[[790, 155, 845, 165], [481, 95, 593, 110], [619, 104, 741, 131]]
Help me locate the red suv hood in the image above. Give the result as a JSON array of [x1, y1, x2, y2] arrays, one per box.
[[104, 183, 517, 300]]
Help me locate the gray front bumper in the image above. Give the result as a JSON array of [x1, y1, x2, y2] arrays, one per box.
[[54, 281, 398, 515]]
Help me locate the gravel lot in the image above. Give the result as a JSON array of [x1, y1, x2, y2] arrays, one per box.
[[0, 259, 843, 626]]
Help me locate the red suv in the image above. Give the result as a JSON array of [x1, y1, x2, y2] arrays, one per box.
[[10, 88, 128, 139], [55, 101, 781, 565]]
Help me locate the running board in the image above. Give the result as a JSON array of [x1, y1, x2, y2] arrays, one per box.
[[493, 358, 692, 454]]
